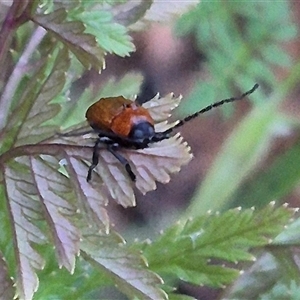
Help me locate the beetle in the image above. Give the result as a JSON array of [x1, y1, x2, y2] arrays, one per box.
[[85, 84, 259, 182]]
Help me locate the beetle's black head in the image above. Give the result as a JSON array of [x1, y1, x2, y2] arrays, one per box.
[[129, 121, 155, 142]]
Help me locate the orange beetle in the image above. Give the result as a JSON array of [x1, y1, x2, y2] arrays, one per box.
[[86, 96, 155, 141], [85, 84, 259, 182]]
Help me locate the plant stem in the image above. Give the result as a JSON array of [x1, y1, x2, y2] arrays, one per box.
[[0, 143, 91, 165], [0, 1, 28, 73], [0, 26, 46, 131]]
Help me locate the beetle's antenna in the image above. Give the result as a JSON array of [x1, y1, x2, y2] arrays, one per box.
[[165, 83, 259, 134]]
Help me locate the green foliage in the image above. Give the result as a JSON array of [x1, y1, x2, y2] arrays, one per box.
[[175, 1, 297, 115], [0, 1, 299, 300], [174, 1, 300, 298], [219, 215, 300, 298], [260, 281, 300, 300], [141, 204, 294, 289], [70, 9, 135, 57], [32, 8, 106, 71], [81, 231, 167, 300]]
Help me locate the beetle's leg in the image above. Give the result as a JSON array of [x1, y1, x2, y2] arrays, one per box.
[[87, 135, 136, 182], [107, 143, 136, 182], [87, 139, 101, 182]]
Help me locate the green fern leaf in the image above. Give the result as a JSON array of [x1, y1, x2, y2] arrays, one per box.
[[142, 204, 294, 288], [3, 154, 80, 298], [71, 10, 135, 57], [15, 45, 69, 144], [31, 156, 81, 272], [4, 158, 47, 300], [32, 8, 105, 70], [4, 47, 69, 150], [81, 231, 167, 300]]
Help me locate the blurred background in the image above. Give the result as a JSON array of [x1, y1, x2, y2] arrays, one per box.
[[68, 1, 300, 299]]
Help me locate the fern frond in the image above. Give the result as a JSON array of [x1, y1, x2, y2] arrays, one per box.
[[81, 230, 167, 300], [142, 204, 294, 287], [32, 8, 105, 71]]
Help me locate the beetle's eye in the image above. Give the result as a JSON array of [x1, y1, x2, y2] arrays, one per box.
[[129, 122, 154, 141]]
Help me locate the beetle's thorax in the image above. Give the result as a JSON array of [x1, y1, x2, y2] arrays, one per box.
[[111, 102, 155, 140]]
